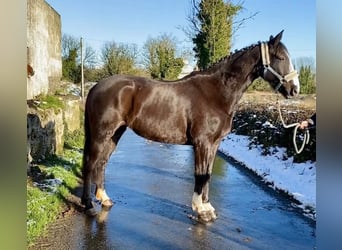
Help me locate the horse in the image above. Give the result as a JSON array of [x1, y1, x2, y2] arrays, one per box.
[[81, 30, 300, 222]]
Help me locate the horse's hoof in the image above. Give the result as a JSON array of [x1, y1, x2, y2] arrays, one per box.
[[198, 211, 217, 223], [198, 213, 211, 223], [97, 209, 110, 223], [209, 210, 217, 220], [101, 199, 114, 208], [81, 197, 88, 206], [85, 207, 97, 217]]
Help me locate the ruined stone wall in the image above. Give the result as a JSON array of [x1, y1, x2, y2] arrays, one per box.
[[27, 98, 81, 165], [63, 97, 82, 132], [27, 106, 64, 163], [27, 0, 62, 99]]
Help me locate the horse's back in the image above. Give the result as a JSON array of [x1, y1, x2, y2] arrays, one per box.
[[88, 75, 146, 103], [86, 75, 141, 126], [89, 75, 142, 95]]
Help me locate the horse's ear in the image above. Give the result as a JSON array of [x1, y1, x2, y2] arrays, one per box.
[[269, 30, 284, 46]]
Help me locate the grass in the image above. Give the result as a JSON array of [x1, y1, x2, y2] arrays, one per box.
[[27, 129, 84, 246], [35, 94, 65, 112], [27, 185, 62, 244], [64, 129, 85, 150]]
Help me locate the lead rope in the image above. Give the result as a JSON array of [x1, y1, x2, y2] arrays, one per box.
[[276, 99, 310, 154]]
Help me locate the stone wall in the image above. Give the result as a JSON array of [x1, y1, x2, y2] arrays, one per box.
[[27, 98, 82, 165], [63, 97, 82, 133], [27, 106, 64, 163], [27, 0, 62, 99]]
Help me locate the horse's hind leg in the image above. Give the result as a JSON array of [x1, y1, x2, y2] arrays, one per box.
[[93, 125, 126, 208], [82, 140, 103, 216], [92, 140, 115, 208]]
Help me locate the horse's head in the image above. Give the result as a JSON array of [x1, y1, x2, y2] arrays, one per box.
[[261, 30, 300, 98]]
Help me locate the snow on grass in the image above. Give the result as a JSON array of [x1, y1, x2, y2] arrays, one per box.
[[219, 133, 316, 218]]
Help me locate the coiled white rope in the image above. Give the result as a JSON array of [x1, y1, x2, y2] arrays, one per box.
[[276, 100, 310, 154]]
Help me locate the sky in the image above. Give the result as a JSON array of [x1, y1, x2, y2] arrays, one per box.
[[46, 0, 316, 63]]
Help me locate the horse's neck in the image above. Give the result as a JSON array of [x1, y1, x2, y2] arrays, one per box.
[[216, 45, 262, 113], [223, 45, 261, 88]]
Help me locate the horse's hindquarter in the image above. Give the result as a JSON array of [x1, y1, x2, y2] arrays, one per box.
[[86, 76, 136, 131]]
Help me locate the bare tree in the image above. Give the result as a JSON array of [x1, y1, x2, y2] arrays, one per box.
[[62, 34, 80, 59], [142, 34, 184, 80], [101, 41, 138, 76], [62, 33, 98, 68], [83, 46, 97, 69]]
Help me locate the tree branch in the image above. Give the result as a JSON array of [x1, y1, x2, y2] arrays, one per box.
[[232, 11, 259, 35]]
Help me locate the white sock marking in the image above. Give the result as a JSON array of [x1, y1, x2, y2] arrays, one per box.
[[192, 192, 205, 213]]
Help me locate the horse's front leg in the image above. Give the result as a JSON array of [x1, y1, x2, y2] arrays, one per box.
[[201, 178, 217, 220], [192, 141, 219, 222]]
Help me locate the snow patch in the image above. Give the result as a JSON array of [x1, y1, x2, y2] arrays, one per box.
[[219, 133, 316, 219]]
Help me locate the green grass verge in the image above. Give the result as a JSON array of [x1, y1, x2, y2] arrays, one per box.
[[64, 129, 85, 150], [27, 185, 62, 245], [27, 129, 84, 246]]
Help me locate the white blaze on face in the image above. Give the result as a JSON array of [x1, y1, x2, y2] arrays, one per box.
[[286, 50, 300, 94]]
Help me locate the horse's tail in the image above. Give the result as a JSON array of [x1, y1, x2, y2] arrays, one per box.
[[82, 100, 91, 176]]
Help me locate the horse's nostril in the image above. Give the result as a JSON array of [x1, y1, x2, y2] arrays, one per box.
[[292, 88, 298, 96]]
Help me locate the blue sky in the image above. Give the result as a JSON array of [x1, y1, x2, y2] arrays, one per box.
[[46, 0, 316, 62]]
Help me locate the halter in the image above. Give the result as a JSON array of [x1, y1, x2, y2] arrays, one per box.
[[261, 43, 308, 153], [260, 42, 298, 92]]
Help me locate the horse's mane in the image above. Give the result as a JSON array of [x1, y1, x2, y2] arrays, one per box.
[[184, 42, 261, 78]]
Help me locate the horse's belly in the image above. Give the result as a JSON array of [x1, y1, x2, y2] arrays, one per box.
[[130, 116, 188, 145]]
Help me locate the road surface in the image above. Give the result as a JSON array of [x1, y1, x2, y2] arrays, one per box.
[[32, 129, 315, 249]]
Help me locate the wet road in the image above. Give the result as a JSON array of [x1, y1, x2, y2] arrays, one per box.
[[33, 129, 315, 249]]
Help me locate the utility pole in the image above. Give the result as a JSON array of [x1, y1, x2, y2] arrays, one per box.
[[80, 37, 84, 100]]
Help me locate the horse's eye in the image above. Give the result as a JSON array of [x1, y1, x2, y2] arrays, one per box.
[[275, 54, 285, 61]]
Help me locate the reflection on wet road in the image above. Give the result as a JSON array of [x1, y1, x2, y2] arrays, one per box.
[[34, 129, 316, 249]]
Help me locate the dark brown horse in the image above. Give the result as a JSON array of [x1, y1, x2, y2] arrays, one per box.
[[81, 31, 300, 221]]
